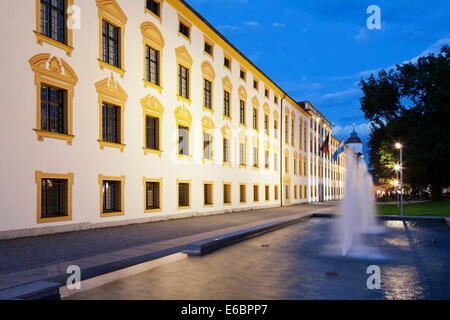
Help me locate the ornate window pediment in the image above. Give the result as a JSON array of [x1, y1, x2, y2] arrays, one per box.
[[238, 86, 247, 100], [238, 131, 247, 144], [202, 116, 215, 131], [264, 140, 270, 151], [201, 61, 215, 80], [221, 124, 232, 139], [95, 73, 128, 105], [263, 102, 270, 115], [96, 0, 127, 24], [175, 45, 193, 67], [252, 96, 260, 108], [222, 76, 233, 91], [174, 105, 192, 126], [141, 94, 164, 115], [29, 53, 78, 85], [140, 22, 165, 50], [252, 135, 259, 147]]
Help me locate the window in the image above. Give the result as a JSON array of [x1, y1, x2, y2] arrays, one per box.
[[239, 143, 246, 166], [240, 69, 246, 81], [223, 183, 232, 205], [144, 178, 161, 212], [239, 100, 246, 125], [294, 157, 298, 175], [304, 185, 307, 199], [291, 118, 295, 146], [203, 132, 212, 160], [239, 184, 246, 203], [265, 185, 270, 201], [102, 20, 121, 68], [35, 171, 73, 223], [145, 115, 160, 151], [99, 175, 125, 217], [265, 88, 269, 98], [274, 153, 278, 171], [145, 46, 160, 86], [274, 185, 279, 201], [204, 40, 214, 57], [178, 65, 189, 99], [294, 185, 298, 199], [146, 0, 161, 18], [179, 21, 190, 39], [203, 182, 213, 207], [224, 56, 231, 69], [285, 115, 289, 144], [102, 103, 121, 144], [274, 119, 278, 139], [253, 185, 259, 202], [178, 126, 189, 156], [40, 85, 66, 135], [265, 150, 269, 169], [253, 80, 258, 90], [299, 185, 303, 199], [223, 138, 230, 164], [39, 0, 66, 44], [253, 147, 259, 168], [178, 181, 190, 208], [204, 79, 212, 110], [274, 96, 278, 104], [253, 108, 258, 130], [285, 155, 289, 173], [264, 115, 269, 135], [285, 185, 289, 200], [223, 90, 230, 118]]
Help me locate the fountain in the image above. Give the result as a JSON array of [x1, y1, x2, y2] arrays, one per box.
[[337, 151, 378, 256]]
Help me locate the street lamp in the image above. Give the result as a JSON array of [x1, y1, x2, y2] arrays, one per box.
[[395, 143, 404, 217], [393, 164, 401, 207]]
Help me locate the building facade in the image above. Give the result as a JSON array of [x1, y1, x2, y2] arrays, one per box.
[[0, 0, 348, 239]]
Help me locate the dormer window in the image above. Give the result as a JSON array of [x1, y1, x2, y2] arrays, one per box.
[[146, 0, 161, 17]]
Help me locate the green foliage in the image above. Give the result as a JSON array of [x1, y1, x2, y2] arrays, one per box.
[[360, 45, 450, 200], [376, 201, 450, 217]]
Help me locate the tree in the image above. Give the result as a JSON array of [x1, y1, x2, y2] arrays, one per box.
[[360, 45, 450, 200]]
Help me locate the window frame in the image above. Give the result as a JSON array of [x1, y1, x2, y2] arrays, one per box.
[[202, 181, 214, 207], [265, 184, 270, 202], [253, 184, 260, 203], [35, 0, 74, 56], [239, 183, 247, 204], [98, 175, 125, 217], [223, 182, 232, 205], [35, 171, 73, 223], [141, 94, 164, 156], [178, 14, 192, 42], [177, 179, 191, 209], [143, 177, 162, 213], [145, 0, 163, 22]]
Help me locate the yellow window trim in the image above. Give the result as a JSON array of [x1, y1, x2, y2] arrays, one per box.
[[141, 94, 164, 157], [177, 179, 192, 209], [175, 105, 193, 159], [143, 177, 162, 213], [144, 0, 164, 23], [239, 183, 247, 204], [29, 54, 78, 145], [221, 124, 232, 166], [239, 66, 247, 82], [95, 74, 128, 151], [96, 0, 127, 77], [202, 181, 214, 207], [264, 184, 270, 202], [202, 115, 215, 162], [274, 184, 279, 201], [203, 35, 215, 59], [35, 171, 73, 223], [34, 0, 74, 56], [223, 182, 232, 206], [98, 174, 125, 217], [253, 184, 260, 203], [141, 22, 165, 92], [201, 61, 216, 112], [178, 13, 192, 43], [175, 46, 193, 104], [223, 51, 232, 72]]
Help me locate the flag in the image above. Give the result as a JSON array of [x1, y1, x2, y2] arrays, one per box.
[[332, 140, 345, 162], [320, 133, 330, 155]]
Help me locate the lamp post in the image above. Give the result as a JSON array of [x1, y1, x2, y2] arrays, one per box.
[[394, 164, 400, 207], [395, 143, 404, 217]]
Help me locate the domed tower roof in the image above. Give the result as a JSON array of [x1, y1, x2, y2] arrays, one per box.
[[345, 127, 362, 144]]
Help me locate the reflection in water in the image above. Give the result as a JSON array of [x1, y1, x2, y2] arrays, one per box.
[[68, 218, 450, 300]]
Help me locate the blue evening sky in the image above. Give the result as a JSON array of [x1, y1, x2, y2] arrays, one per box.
[[188, 0, 450, 159]]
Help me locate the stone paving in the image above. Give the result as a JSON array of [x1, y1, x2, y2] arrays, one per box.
[[0, 203, 337, 275]]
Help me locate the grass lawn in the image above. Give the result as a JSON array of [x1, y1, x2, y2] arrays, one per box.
[[376, 201, 450, 217]]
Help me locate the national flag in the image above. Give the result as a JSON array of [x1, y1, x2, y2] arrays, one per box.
[[320, 133, 330, 155], [332, 140, 345, 162]]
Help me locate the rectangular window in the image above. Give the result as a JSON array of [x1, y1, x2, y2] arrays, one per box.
[[178, 126, 189, 156], [204, 42, 212, 55], [285, 156, 289, 173], [264, 115, 268, 135], [102, 20, 120, 68], [265, 151, 269, 169], [239, 184, 246, 203], [223, 183, 232, 205], [265, 185, 270, 201], [204, 79, 212, 109], [274, 185, 279, 201], [203, 183, 213, 206], [285, 116, 289, 144], [274, 153, 278, 171], [224, 57, 231, 69], [239, 100, 245, 125], [265, 88, 269, 98], [102, 180, 121, 213], [41, 178, 68, 219], [145, 181, 161, 211], [178, 182, 190, 208], [102, 103, 120, 144], [285, 185, 289, 200], [253, 147, 259, 168], [40, 85, 66, 134], [179, 22, 190, 39], [223, 138, 230, 163], [274, 120, 278, 138], [253, 108, 258, 130], [253, 185, 259, 202], [294, 185, 298, 199], [178, 65, 189, 99], [40, 0, 66, 43], [223, 91, 230, 118], [291, 119, 295, 145], [145, 46, 160, 86], [253, 80, 258, 90], [145, 115, 160, 151], [240, 69, 246, 81], [203, 132, 212, 160], [274, 96, 278, 104], [146, 0, 161, 17], [239, 143, 245, 166]]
